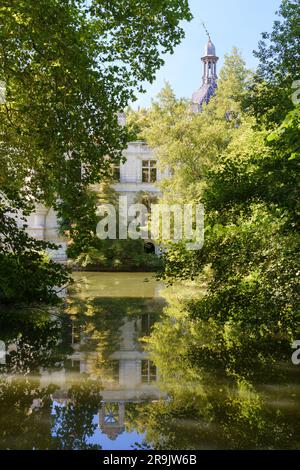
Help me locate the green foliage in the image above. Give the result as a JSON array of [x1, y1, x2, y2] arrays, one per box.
[[0, 376, 102, 450], [0, 202, 70, 305], [0, 377, 57, 450], [0, 0, 192, 302], [0, 0, 192, 209], [143, 36, 300, 380], [210, 47, 251, 120], [73, 238, 161, 271], [246, 0, 300, 125], [126, 107, 150, 141], [137, 282, 300, 449], [142, 60, 249, 206], [62, 183, 161, 271], [0, 305, 73, 373]]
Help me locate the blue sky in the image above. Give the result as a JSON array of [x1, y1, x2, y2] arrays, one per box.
[[133, 0, 282, 108]]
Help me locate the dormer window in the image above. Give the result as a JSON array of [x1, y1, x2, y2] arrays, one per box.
[[142, 160, 157, 183]]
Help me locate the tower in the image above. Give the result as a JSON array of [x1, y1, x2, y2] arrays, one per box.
[[192, 37, 219, 113]]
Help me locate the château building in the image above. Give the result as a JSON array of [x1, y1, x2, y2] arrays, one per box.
[[22, 37, 218, 261]]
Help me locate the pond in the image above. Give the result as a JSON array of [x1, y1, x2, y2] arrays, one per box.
[[0, 272, 299, 450]]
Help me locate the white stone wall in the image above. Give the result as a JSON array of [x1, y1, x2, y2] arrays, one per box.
[[17, 204, 67, 262], [112, 141, 168, 206]]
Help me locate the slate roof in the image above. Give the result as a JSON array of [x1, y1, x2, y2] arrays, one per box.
[[204, 40, 216, 56]]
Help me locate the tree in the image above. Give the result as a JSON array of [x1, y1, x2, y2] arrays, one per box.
[[0, 0, 192, 302], [210, 47, 251, 120], [143, 54, 249, 206], [0, 201, 70, 304], [126, 106, 150, 141], [246, 0, 300, 126], [60, 181, 161, 270], [0, 0, 192, 209], [142, 43, 300, 379]]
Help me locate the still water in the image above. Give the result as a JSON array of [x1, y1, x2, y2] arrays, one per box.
[[0, 273, 299, 450]]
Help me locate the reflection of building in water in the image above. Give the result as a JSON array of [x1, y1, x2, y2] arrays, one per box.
[[40, 310, 165, 441], [71, 312, 164, 440], [99, 402, 125, 441], [68, 312, 162, 397]]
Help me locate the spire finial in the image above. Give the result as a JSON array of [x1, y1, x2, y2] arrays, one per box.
[[201, 22, 211, 42]]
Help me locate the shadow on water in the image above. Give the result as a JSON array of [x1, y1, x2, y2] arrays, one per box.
[[0, 273, 299, 450]]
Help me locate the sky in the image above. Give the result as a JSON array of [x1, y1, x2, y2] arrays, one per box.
[[133, 0, 282, 108]]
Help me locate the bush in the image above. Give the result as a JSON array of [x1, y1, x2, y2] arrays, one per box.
[[0, 204, 70, 304]]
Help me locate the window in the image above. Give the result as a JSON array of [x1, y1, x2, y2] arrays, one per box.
[[142, 160, 157, 183], [141, 360, 157, 383], [106, 360, 119, 382], [112, 164, 120, 182]]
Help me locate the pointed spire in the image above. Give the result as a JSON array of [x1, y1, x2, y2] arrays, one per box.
[[202, 39, 218, 85], [191, 32, 219, 113]]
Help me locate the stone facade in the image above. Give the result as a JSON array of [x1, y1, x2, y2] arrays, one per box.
[[112, 141, 168, 207], [18, 204, 68, 262], [21, 141, 165, 261]]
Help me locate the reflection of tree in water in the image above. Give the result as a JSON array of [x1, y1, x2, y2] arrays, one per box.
[[123, 288, 300, 450], [124, 378, 300, 450], [0, 306, 104, 449], [0, 294, 164, 449], [51, 380, 102, 450], [0, 377, 57, 449], [0, 307, 72, 375], [0, 377, 103, 450]]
